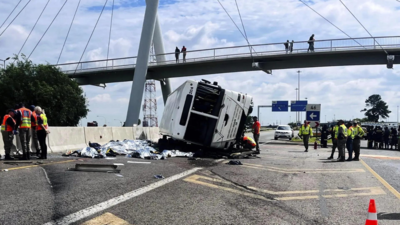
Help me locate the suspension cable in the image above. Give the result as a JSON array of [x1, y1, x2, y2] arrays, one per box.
[[234, 0, 254, 59], [216, 0, 257, 54], [57, 0, 82, 65], [27, 0, 68, 60], [106, 0, 115, 67], [0, 0, 22, 31], [17, 0, 51, 57], [339, 0, 388, 55], [0, 0, 31, 37], [74, 0, 109, 74], [298, 0, 365, 49]]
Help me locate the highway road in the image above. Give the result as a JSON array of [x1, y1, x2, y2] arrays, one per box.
[[1, 131, 400, 225]]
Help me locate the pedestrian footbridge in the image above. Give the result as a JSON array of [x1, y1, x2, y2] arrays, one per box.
[[55, 36, 400, 85]]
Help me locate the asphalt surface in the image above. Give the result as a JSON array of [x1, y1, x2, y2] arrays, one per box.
[[1, 130, 400, 225]]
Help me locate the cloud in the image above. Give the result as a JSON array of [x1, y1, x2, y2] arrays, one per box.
[[90, 94, 112, 103]]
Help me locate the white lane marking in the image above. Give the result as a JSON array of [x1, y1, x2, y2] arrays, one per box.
[[105, 158, 116, 160], [113, 163, 124, 166], [40, 167, 52, 188], [127, 161, 151, 164], [213, 159, 225, 163], [43, 167, 202, 225]]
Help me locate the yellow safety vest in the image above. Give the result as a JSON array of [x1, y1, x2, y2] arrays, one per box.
[[339, 124, 348, 139], [354, 125, 364, 138], [333, 125, 339, 139], [300, 124, 313, 137], [347, 126, 355, 139]]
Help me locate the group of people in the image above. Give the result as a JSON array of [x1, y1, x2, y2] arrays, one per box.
[[284, 34, 315, 54], [239, 116, 261, 154], [366, 126, 399, 150], [1, 104, 50, 160], [175, 46, 187, 63], [299, 120, 364, 161]]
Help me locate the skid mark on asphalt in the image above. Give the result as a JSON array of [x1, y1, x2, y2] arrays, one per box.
[[183, 174, 386, 201], [81, 212, 131, 225], [1, 160, 76, 171], [222, 161, 365, 173]]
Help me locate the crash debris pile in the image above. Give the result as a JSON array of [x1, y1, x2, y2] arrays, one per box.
[[62, 139, 194, 160]]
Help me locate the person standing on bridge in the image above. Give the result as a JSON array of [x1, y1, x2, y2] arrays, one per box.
[[284, 40, 289, 54], [307, 34, 315, 52], [181, 46, 187, 62], [175, 47, 180, 63], [299, 120, 313, 152], [15, 103, 33, 160], [290, 40, 294, 53], [252, 116, 261, 154]]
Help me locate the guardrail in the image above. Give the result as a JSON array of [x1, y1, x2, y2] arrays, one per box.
[[55, 36, 400, 74]]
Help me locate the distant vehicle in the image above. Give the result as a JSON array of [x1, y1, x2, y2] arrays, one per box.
[[274, 125, 294, 140], [159, 79, 253, 150]]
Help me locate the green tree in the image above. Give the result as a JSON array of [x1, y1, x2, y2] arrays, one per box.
[[360, 94, 391, 122], [0, 55, 88, 126]]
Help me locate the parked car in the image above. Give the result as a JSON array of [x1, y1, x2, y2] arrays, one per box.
[[274, 125, 294, 140]]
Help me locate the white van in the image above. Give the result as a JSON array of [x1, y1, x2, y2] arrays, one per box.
[[159, 79, 253, 150]]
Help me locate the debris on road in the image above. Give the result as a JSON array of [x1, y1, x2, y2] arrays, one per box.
[[127, 161, 151, 164], [67, 164, 121, 173], [113, 163, 124, 166], [228, 160, 243, 165], [1, 169, 8, 172], [115, 174, 124, 178], [154, 175, 165, 179]]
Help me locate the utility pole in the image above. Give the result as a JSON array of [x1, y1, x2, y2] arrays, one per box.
[[297, 70, 301, 123]]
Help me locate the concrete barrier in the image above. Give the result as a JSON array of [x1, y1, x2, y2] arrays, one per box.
[[84, 127, 113, 145], [48, 127, 87, 153], [1, 126, 161, 155], [111, 127, 134, 141]]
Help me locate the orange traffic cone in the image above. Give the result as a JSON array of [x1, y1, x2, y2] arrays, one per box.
[[365, 199, 378, 225]]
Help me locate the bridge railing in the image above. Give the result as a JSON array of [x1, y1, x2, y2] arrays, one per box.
[[56, 36, 400, 74]]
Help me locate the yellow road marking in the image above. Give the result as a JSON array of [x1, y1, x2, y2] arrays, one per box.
[[3, 160, 76, 171], [81, 212, 131, 225], [184, 175, 385, 201], [360, 159, 400, 200], [222, 161, 365, 173]]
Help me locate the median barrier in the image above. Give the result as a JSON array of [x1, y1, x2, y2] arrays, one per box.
[[84, 127, 113, 145], [111, 127, 134, 141], [48, 127, 87, 153]]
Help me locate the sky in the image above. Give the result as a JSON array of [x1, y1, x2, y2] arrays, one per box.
[[0, 0, 400, 127]]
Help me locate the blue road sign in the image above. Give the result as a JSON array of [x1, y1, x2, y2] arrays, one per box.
[[272, 101, 288, 112], [306, 111, 320, 121], [291, 100, 308, 112]]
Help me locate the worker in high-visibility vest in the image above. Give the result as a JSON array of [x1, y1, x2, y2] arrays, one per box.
[[328, 123, 340, 160], [35, 106, 50, 159], [346, 122, 355, 161], [252, 116, 261, 154], [337, 120, 348, 162], [15, 103, 33, 160], [1, 110, 17, 160], [299, 120, 313, 152], [242, 136, 257, 150], [29, 105, 41, 157], [352, 121, 365, 161]]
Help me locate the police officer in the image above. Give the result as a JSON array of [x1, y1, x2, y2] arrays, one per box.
[[337, 120, 347, 162], [252, 116, 261, 154], [35, 106, 50, 159], [384, 126, 390, 149], [15, 103, 33, 160], [375, 126, 383, 149], [352, 121, 365, 161], [321, 125, 328, 148], [346, 122, 355, 161], [367, 126, 373, 149], [328, 122, 339, 160], [299, 120, 313, 152], [1, 110, 18, 160]]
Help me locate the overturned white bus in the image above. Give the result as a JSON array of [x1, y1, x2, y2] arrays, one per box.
[[159, 79, 253, 151]]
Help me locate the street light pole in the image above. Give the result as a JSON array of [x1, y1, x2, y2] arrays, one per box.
[[295, 88, 298, 123], [297, 70, 301, 123], [97, 115, 107, 126], [114, 119, 123, 126], [0, 57, 10, 69]]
